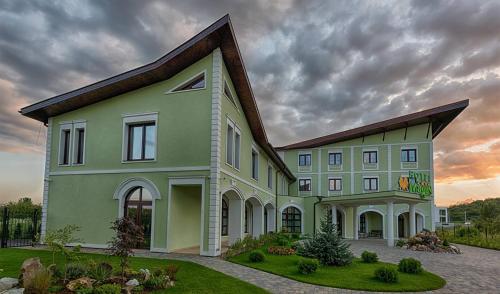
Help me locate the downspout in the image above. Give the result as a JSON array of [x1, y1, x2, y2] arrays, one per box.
[[313, 196, 325, 236]]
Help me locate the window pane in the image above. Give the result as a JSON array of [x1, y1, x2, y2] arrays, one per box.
[[409, 150, 416, 162], [226, 125, 234, 165], [234, 132, 240, 169], [62, 129, 70, 164], [363, 152, 369, 163], [130, 126, 143, 160], [144, 125, 155, 159], [364, 179, 370, 190], [299, 155, 305, 166], [76, 129, 85, 164]]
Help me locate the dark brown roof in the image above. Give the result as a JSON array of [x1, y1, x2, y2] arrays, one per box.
[[276, 99, 469, 150], [19, 15, 295, 181]]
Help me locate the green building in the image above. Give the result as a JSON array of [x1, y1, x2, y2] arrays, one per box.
[[20, 15, 468, 256]]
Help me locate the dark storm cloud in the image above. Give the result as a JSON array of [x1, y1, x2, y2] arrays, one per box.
[[1, 0, 500, 182]]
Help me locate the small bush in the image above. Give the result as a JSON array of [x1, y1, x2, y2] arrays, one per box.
[[442, 239, 449, 247], [87, 261, 113, 284], [396, 239, 407, 247], [93, 283, 121, 294], [267, 246, 296, 255], [398, 258, 423, 274], [361, 251, 378, 263], [65, 262, 88, 280], [24, 266, 52, 293], [297, 258, 319, 274], [248, 250, 265, 262], [374, 266, 398, 283]]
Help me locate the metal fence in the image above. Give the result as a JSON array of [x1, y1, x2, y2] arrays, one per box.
[[0, 207, 40, 248]]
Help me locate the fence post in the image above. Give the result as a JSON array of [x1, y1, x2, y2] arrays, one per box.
[[1, 207, 8, 248], [32, 209, 39, 245]]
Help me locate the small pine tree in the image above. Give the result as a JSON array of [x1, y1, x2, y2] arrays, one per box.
[[298, 216, 354, 266]]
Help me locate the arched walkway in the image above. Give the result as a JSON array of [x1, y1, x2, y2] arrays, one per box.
[[221, 188, 244, 245], [264, 202, 276, 233], [245, 196, 264, 237], [397, 211, 425, 238], [358, 209, 385, 239]]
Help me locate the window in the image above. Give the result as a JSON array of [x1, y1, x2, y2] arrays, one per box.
[[221, 199, 228, 236], [299, 179, 311, 192], [251, 148, 259, 180], [282, 206, 301, 233], [224, 81, 237, 106], [401, 148, 417, 162], [363, 151, 378, 164], [267, 165, 273, 189], [329, 178, 342, 191], [60, 129, 71, 165], [124, 186, 152, 249], [171, 72, 205, 92], [364, 177, 378, 191], [226, 124, 234, 165], [234, 131, 240, 169], [329, 152, 342, 165], [298, 154, 311, 166], [127, 123, 156, 161], [74, 128, 85, 164]]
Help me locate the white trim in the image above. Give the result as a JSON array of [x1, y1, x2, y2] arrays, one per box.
[[430, 140, 436, 231], [223, 78, 239, 111], [327, 149, 343, 171], [58, 123, 72, 166], [50, 166, 210, 176], [113, 177, 161, 251], [327, 176, 343, 196], [121, 112, 159, 162], [72, 121, 87, 165], [67, 243, 108, 249], [251, 146, 259, 181], [362, 147, 379, 170], [297, 150, 312, 172], [279, 203, 305, 234], [292, 141, 433, 151], [165, 70, 207, 94], [396, 209, 426, 237], [41, 118, 52, 242], [167, 177, 206, 255], [363, 175, 380, 192], [358, 208, 386, 239], [208, 48, 223, 256], [297, 177, 312, 195], [221, 169, 275, 198], [294, 169, 431, 175], [234, 126, 241, 170], [400, 145, 419, 170]]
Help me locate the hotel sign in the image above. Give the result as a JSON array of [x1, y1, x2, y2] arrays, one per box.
[[398, 171, 432, 198]]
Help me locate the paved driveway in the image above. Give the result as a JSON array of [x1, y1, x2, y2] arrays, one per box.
[[347, 240, 500, 293]]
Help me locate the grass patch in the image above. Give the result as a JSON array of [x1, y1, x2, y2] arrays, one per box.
[[229, 249, 445, 292], [0, 248, 268, 294]]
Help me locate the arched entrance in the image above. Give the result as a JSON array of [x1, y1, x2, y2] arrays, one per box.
[[264, 203, 276, 233], [245, 196, 264, 237], [124, 187, 152, 248], [397, 211, 425, 238], [358, 210, 384, 239], [221, 189, 244, 245]]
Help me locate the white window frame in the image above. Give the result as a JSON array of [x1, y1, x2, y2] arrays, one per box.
[[298, 177, 312, 193], [223, 79, 238, 110], [400, 145, 418, 169], [328, 177, 343, 192], [328, 149, 343, 170], [297, 151, 312, 172], [363, 176, 379, 192], [165, 70, 207, 94], [121, 112, 158, 163], [72, 121, 87, 165], [251, 146, 259, 181], [58, 123, 73, 166], [267, 162, 273, 190], [225, 118, 241, 170], [362, 148, 379, 170]]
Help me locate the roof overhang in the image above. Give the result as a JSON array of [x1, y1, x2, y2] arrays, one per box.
[[19, 15, 295, 181], [320, 191, 428, 206], [277, 99, 469, 150]]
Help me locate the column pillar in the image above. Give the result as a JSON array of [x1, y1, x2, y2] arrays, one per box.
[[352, 206, 358, 240], [386, 201, 394, 247], [331, 205, 337, 229], [409, 203, 416, 237]]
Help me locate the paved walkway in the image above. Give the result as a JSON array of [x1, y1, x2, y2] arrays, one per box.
[[135, 240, 500, 294]]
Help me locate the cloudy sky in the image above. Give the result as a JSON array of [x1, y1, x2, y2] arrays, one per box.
[[1, 0, 499, 206]]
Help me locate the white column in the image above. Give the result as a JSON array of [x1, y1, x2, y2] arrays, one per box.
[[387, 201, 394, 246], [252, 204, 264, 237], [228, 199, 243, 245], [409, 203, 416, 237], [331, 205, 337, 228], [352, 206, 358, 240]]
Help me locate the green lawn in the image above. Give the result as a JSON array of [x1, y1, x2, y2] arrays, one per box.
[[0, 248, 268, 294], [229, 250, 446, 292]]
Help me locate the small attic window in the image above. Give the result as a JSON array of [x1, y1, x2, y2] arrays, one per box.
[[224, 81, 237, 106], [171, 72, 205, 92]]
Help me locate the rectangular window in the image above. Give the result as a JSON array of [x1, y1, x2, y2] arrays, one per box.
[[363, 178, 378, 191], [75, 128, 85, 164], [329, 178, 342, 191], [298, 154, 311, 166], [61, 129, 71, 165], [127, 123, 156, 161], [401, 148, 417, 162], [363, 151, 378, 164], [299, 179, 311, 192], [234, 131, 240, 169], [329, 152, 342, 165], [251, 149, 259, 180], [267, 165, 273, 189], [226, 124, 234, 165]]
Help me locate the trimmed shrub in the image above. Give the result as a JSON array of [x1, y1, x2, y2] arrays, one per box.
[[267, 246, 295, 255], [396, 239, 407, 247], [361, 251, 378, 263], [297, 258, 319, 274], [93, 284, 122, 294], [65, 262, 88, 280], [398, 258, 423, 274], [374, 266, 398, 283], [249, 250, 265, 262]]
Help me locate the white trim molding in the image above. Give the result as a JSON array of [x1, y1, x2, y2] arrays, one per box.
[[41, 118, 53, 242], [50, 166, 209, 176], [279, 203, 305, 234], [165, 70, 207, 94], [121, 112, 159, 162]]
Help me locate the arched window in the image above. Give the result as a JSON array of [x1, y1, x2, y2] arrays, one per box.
[[124, 187, 152, 249], [221, 199, 228, 236], [282, 206, 301, 233]]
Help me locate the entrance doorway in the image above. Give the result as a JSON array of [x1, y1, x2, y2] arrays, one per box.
[[359, 211, 384, 239], [397, 212, 424, 238]]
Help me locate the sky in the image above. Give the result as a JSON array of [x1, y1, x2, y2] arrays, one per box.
[[0, 0, 499, 207]]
